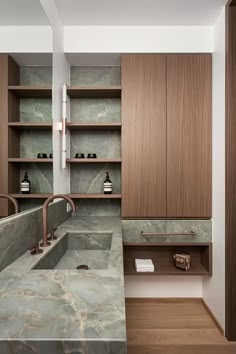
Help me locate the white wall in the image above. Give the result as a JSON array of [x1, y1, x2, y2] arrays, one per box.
[[203, 8, 225, 331], [0, 26, 52, 52], [125, 276, 203, 298], [64, 26, 213, 53], [40, 0, 70, 194]]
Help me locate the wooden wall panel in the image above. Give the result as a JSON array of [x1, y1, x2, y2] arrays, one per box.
[[0, 55, 19, 217], [225, 4, 236, 341], [0, 55, 9, 217], [166, 54, 212, 218], [122, 54, 167, 218]]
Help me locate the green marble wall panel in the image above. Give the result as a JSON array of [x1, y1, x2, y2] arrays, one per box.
[[70, 164, 121, 194], [19, 199, 45, 212], [20, 164, 53, 194], [70, 98, 121, 123], [20, 99, 52, 122], [20, 131, 52, 158], [71, 131, 121, 158], [70, 66, 120, 86], [20, 66, 52, 86], [122, 219, 212, 243], [75, 200, 121, 216]]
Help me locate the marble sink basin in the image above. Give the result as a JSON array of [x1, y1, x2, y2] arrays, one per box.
[[34, 232, 112, 270]]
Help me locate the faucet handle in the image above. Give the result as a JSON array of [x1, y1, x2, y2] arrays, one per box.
[[28, 242, 43, 255]]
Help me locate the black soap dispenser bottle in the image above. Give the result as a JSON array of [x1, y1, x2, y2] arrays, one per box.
[[104, 172, 112, 194], [21, 172, 31, 194]]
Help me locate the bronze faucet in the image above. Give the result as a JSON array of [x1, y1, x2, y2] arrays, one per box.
[[41, 194, 76, 247], [0, 194, 20, 215]]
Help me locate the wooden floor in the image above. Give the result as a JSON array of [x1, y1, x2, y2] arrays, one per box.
[[126, 298, 236, 354]]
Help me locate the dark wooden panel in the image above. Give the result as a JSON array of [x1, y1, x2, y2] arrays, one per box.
[[225, 4, 236, 342], [66, 158, 121, 163], [67, 86, 121, 98], [0, 55, 9, 216], [122, 54, 167, 218], [8, 122, 52, 130], [123, 243, 211, 276], [8, 86, 52, 98], [66, 122, 121, 130], [167, 54, 212, 218]]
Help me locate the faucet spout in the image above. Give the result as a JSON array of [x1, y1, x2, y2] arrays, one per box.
[[41, 194, 76, 247], [0, 194, 20, 215]]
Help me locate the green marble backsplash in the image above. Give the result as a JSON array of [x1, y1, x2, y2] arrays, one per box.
[[20, 66, 52, 86], [71, 164, 121, 194], [20, 164, 53, 194], [70, 66, 121, 215], [70, 66, 120, 86], [20, 131, 52, 158], [71, 131, 121, 158], [70, 98, 121, 123], [20, 99, 52, 123], [20, 66, 52, 123], [18, 67, 53, 205]]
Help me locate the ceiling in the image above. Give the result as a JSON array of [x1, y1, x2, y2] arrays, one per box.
[[0, 0, 228, 27], [0, 0, 49, 26], [55, 0, 227, 26]]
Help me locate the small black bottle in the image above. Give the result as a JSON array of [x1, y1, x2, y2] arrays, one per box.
[[104, 172, 112, 194], [21, 172, 31, 194]]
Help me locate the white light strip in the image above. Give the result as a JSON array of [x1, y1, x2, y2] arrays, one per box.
[[62, 83, 67, 169]]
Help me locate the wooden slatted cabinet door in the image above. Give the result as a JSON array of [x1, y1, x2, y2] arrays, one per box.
[[122, 54, 167, 218], [167, 54, 212, 218]]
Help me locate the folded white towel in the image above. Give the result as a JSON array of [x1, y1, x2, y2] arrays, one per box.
[[135, 259, 155, 272]]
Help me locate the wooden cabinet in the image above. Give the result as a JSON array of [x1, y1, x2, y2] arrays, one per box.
[[122, 54, 212, 218], [167, 55, 212, 218], [122, 54, 167, 218]]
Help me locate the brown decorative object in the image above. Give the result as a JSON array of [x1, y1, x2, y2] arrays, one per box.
[[173, 253, 191, 271]]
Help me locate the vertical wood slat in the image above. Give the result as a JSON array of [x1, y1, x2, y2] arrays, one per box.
[[0, 55, 9, 216], [166, 54, 212, 218], [122, 54, 167, 218], [0, 55, 19, 217], [226, 4, 236, 341]]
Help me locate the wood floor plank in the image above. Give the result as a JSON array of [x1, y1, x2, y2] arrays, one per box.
[[128, 344, 236, 354], [125, 298, 228, 350], [127, 329, 227, 345]]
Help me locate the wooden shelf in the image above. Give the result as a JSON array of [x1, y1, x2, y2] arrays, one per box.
[[10, 194, 52, 199], [8, 122, 52, 130], [66, 122, 121, 130], [67, 86, 121, 98], [67, 158, 121, 163], [8, 86, 52, 98], [123, 243, 212, 276], [8, 158, 53, 163], [69, 193, 121, 199]]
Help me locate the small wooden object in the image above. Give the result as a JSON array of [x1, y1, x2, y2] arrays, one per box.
[[173, 254, 191, 271]]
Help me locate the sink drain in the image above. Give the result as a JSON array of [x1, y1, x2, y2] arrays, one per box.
[[77, 264, 89, 270]]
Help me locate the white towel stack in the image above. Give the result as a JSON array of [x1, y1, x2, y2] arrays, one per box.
[[135, 258, 155, 272]]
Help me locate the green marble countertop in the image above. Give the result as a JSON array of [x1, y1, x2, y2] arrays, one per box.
[[0, 217, 126, 348]]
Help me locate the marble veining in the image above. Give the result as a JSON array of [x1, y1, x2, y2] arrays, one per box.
[[20, 164, 53, 194], [20, 131, 52, 158], [122, 219, 212, 243], [71, 130, 121, 158], [75, 200, 121, 216], [70, 98, 121, 123], [20, 66, 52, 86], [20, 99, 52, 122], [0, 217, 126, 353], [70, 66, 121, 86], [71, 163, 121, 194], [0, 200, 71, 272]]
